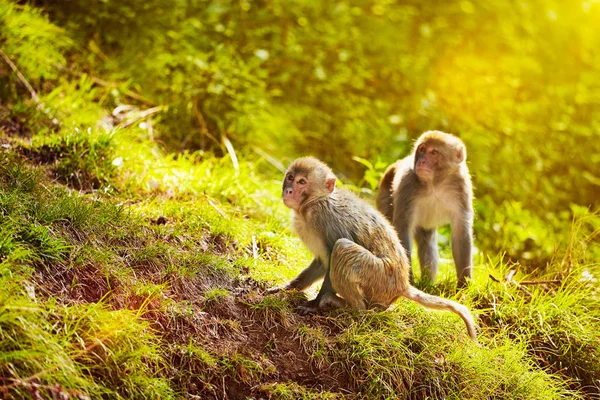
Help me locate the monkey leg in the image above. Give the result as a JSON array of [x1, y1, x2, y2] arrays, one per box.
[[415, 227, 438, 283], [329, 238, 393, 310]]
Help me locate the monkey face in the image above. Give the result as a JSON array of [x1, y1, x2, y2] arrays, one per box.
[[413, 134, 466, 181], [282, 157, 337, 211], [414, 144, 442, 181], [282, 172, 310, 210]]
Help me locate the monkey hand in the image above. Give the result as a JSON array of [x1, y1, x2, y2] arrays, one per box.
[[297, 305, 320, 315], [266, 282, 301, 294], [266, 286, 283, 294]]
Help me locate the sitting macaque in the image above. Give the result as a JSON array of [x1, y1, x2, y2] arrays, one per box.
[[377, 131, 474, 287], [279, 156, 477, 341]]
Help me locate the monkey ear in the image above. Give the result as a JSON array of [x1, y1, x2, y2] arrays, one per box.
[[326, 177, 336, 193], [457, 145, 466, 163]]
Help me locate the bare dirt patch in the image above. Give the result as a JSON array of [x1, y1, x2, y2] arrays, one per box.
[[161, 277, 353, 399]]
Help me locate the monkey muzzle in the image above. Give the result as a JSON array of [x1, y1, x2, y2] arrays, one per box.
[[282, 187, 298, 209]]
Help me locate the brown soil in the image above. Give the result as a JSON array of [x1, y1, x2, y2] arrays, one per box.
[[2, 126, 353, 398], [31, 242, 353, 398], [165, 280, 353, 399]]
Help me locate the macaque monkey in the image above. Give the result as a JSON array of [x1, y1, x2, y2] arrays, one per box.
[[377, 131, 474, 287], [280, 156, 477, 341]]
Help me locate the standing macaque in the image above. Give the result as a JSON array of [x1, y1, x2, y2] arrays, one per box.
[[280, 156, 477, 341], [377, 131, 474, 287]]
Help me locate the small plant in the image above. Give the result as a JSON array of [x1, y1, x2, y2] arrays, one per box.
[[203, 288, 230, 304], [21, 128, 116, 191], [260, 382, 344, 400]]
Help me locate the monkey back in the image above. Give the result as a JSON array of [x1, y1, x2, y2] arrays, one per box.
[[295, 188, 409, 272]]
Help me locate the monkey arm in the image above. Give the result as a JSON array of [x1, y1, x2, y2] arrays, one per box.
[[285, 258, 326, 291], [451, 217, 474, 287], [314, 269, 334, 301]]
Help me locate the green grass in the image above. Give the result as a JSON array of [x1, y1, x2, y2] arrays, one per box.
[[1, 78, 599, 399], [0, 271, 174, 398], [260, 382, 346, 399]]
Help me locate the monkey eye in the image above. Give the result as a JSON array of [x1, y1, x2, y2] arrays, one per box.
[[419, 146, 426, 153], [287, 174, 294, 181], [297, 178, 307, 185], [431, 149, 439, 155]]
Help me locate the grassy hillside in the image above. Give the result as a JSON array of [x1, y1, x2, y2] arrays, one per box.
[[1, 80, 599, 399], [1, 1, 599, 399], [2, 103, 599, 398]]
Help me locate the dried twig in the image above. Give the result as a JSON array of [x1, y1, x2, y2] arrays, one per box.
[[513, 282, 533, 298], [222, 134, 239, 171], [57, 64, 154, 106], [191, 98, 221, 148], [253, 146, 286, 173], [519, 279, 562, 286], [87, 74, 153, 105], [504, 268, 533, 297], [0, 48, 40, 104], [489, 270, 533, 298], [489, 273, 515, 301], [119, 105, 165, 129], [0, 48, 61, 126], [204, 195, 227, 218]]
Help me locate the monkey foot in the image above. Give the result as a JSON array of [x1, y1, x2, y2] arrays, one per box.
[[297, 305, 320, 315], [297, 298, 321, 315]]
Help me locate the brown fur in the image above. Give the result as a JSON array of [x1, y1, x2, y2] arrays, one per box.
[[282, 156, 477, 341], [377, 131, 474, 287]]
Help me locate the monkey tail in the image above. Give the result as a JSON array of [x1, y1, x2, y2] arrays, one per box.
[[404, 286, 478, 342]]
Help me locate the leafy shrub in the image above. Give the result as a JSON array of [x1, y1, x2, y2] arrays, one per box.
[[11, 0, 600, 266], [0, 1, 72, 93]]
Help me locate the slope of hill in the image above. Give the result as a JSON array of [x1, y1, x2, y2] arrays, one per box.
[[0, 1, 599, 398]]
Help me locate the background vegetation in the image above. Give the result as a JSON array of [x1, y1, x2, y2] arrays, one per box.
[[21, 0, 600, 266], [0, 0, 598, 398]]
